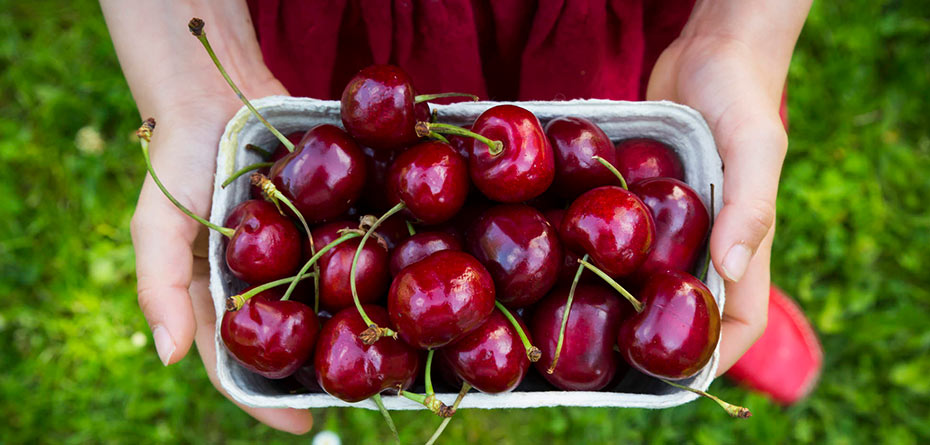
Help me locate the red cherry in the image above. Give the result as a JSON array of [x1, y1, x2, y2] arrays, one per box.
[[530, 284, 630, 390], [388, 250, 495, 349], [310, 221, 390, 313], [615, 138, 684, 185], [617, 270, 721, 380], [248, 133, 304, 200], [439, 309, 531, 393], [560, 186, 656, 277], [630, 178, 710, 277], [340, 64, 421, 151], [223, 200, 301, 284], [314, 305, 421, 402], [546, 117, 620, 199], [466, 204, 562, 308], [220, 287, 319, 379], [386, 140, 469, 225], [389, 232, 463, 276], [371, 212, 412, 251], [468, 105, 555, 203], [542, 208, 593, 285], [269, 124, 367, 223]]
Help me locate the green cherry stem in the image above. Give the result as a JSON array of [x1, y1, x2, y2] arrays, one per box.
[[405, 220, 417, 236], [280, 231, 362, 303], [548, 253, 588, 374], [592, 155, 628, 190], [424, 383, 471, 445], [495, 301, 541, 362], [414, 92, 480, 103], [371, 394, 400, 445], [354, 203, 406, 344], [415, 122, 503, 156], [660, 378, 752, 418], [577, 258, 643, 312], [428, 131, 450, 144], [245, 143, 272, 158], [136, 119, 235, 238], [699, 183, 716, 282], [425, 349, 436, 396], [225, 273, 316, 311], [188, 18, 294, 152], [221, 162, 273, 188], [397, 387, 453, 418]]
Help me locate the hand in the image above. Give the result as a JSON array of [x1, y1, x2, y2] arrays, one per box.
[[647, 35, 788, 374], [130, 80, 314, 433]]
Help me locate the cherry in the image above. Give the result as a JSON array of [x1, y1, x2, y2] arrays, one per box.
[[360, 145, 399, 212], [630, 178, 710, 277], [388, 250, 495, 349], [269, 124, 367, 223], [615, 138, 684, 185], [293, 310, 333, 392], [466, 204, 561, 308], [389, 232, 463, 276], [546, 116, 621, 199], [314, 305, 421, 403], [530, 284, 629, 390], [370, 211, 412, 251], [310, 221, 390, 313], [617, 269, 720, 380], [386, 140, 470, 225], [542, 208, 594, 285], [222, 200, 302, 284], [220, 286, 319, 379], [248, 134, 303, 199], [439, 308, 531, 393], [340, 64, 431, 151], [560, 186, 656, 277]]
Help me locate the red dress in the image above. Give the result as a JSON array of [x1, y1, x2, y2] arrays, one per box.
[[247, 0, 695, 101]]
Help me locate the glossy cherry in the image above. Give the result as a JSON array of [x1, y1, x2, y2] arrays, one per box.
[[467, 105, 555, 203], [249, 133, 304, 199], [310, 221, 390, 312], [220, 286, 319, 379], [542, 208, 593, 285], [439, 308, 531, 393], [315, 305, 421, 402], [631, 178, 710, 277], [615, 138, 684, 185], [530, 284, 629, 390], [466, 204, 562, 308], [546, 116, 621, 199], [617, 269, 721, 380], [388, 250, 495, 349], [371, 211, 411, 251], [389, 232, 463, 276], [560, 186, 656, 277], [340, 64, 429, 150], [269, 124, 367, 223], [223, 199, 302, 284], [386, 140, 469, 225]]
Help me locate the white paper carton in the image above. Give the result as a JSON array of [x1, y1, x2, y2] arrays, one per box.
[[209, 96, 725, 411]]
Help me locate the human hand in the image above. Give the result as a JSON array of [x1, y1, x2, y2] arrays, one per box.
[[647, 35, 788, 374]]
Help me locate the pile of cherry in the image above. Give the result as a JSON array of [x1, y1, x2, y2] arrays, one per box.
[[137, 18, 749, 444]]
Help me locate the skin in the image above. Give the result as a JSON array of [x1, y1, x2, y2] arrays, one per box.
[[103, 0, 810, 433]]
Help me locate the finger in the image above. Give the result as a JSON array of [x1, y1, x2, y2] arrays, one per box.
[[715, 225, 774, 375], [188, 258, 314, 435]]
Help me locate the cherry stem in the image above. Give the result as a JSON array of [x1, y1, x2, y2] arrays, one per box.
[[425, 349, 436, 396], [592, 155, 628, 190], [188, 18, 294, 152], [245, 143, 272, 158], [415, 122, 503, 156], [424, 383, 471, 445], [414, 92, 480, 103], [136, 119, 235, 238], [281, 231, 362, 304], [495, 301, 540, 362], [221, 162, 272, 188], [397, 387, 454, 418], [225, 273, 316, 311], [352, 203, 406, 344], [577, 259, 643, 312], [371, 393, 400, 445], [405, 220, 416, 236], [660, 378, 752, 418], [428, 131, 450, 144], [548, 253, 588, 374], [699, 183, 716, 282]]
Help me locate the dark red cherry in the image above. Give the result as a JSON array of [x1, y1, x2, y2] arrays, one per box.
[[439, 308, 531, 393], [630, 178, 710, 277], [223, 200, 301, 284], [615, 138, 684, 185], [341, 64, 421, 151], [372, 212, 412, 251], [466, 204, 561, 308], [315, 305, 421, 402], [546, 116, 620, 199], [542, 208, 593, 285], [560, 186, 656, 277], [220, 287, 319, 379], [388, 250, 495, 349], [530, 284, 629, 390], [360, 145, 398, 212], [389, 232, 462, 276], [249, 135, 302, 200], [386, 140, 469, 225], [468, 105, 554, 203], [617, 270, 720, 380], [310, 221, 390, 312], [269, 124, 367, 223]]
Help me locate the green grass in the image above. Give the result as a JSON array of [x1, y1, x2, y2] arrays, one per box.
[[2, 0, 929, 443]]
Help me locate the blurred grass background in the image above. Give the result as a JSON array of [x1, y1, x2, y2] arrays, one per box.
[[1, 0, 929, 443]]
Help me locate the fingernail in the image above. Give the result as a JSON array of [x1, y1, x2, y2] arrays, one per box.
[[721, 243, 752, 282], [152, 325, 176, 366]]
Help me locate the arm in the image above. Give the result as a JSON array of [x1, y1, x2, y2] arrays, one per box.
[[646, 0, 812, 373], [100, 1, 311, 433]]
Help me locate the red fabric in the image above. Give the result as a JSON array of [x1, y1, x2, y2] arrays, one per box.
[[247, 0, 695, 101]]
